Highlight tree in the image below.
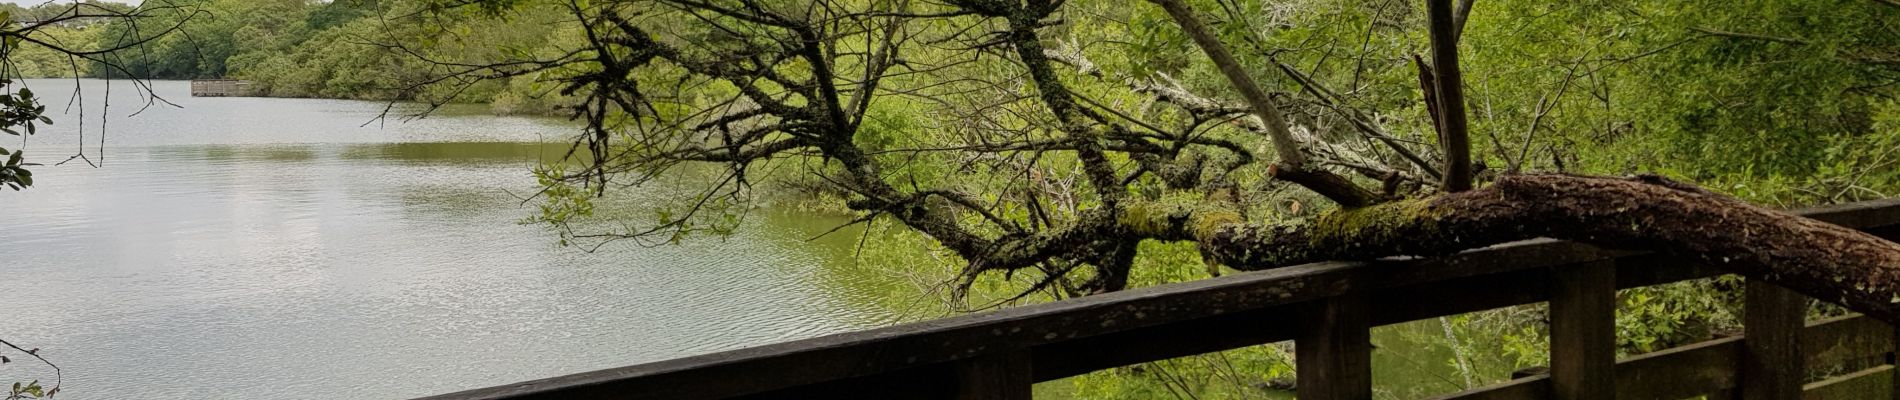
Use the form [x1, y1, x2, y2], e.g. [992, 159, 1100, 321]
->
[397, 0, 1900, 324]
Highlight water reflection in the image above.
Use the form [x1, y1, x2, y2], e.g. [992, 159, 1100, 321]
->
[339, 142, 573, 164]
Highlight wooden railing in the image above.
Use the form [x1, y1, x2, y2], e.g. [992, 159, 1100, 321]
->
[190, 79, 254, 97]
[421, 198, 1900, 400]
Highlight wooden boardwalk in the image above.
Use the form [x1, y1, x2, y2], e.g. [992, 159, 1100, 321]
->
[190, 79, 253, 97]
[421, 197, 1900, 400]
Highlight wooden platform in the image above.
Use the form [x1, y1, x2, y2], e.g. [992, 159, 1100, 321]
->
[190, 79, 253, 97]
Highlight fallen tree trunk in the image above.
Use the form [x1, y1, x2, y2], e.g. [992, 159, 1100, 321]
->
[1133, 174, 1900, 324]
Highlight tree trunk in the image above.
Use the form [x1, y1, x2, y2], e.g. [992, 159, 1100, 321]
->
[1133, 174, 1900, 324]
[1426, 0, 1474, 192]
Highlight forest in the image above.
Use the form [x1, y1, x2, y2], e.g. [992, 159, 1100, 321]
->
[6, 0, 1900, 398]
[27, 0, 1890, 203]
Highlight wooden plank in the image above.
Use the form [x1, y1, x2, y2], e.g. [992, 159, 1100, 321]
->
[1614, 252, 1727, 288]
[419, 250, 1607, 400]
[732, 364, 954, 400]
[1618, 336, 1742, 399]
[1426, 375, 1549, 400]
[1040, 259, 1730, 382]
[1438, 314, 1896, 400]
[1370, 267, 1552, 325]
[953, 352, 1031, 400]
[420, 260, 1388, 400]
[1803, 365, 1893, 399]
[1030, 304, 1301, 381]
[1744, 281, 1807, 400]
[1435, 337, 1741, 400]
[1297, 295, 1373, 400]
[420, 199, 1900, 400]
[1802, 314, 1892, 371]
[1549, 261, 1616, 399]
[1800, 198, 1900, 228]
[1434, 337, 1746, 400]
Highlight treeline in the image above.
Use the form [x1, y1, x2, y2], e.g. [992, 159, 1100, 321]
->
[0, 1, 133, 22]
[12, 0, 574, 114]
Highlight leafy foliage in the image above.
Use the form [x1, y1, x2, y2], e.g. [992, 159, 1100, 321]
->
[69, 0, 568, 107]
[7, 380, 49, 400]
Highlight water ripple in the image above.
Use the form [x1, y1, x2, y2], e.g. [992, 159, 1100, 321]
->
[0, 80, 879, 400]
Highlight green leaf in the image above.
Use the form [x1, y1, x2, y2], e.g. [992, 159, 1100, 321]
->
[7, 150, 20, 167]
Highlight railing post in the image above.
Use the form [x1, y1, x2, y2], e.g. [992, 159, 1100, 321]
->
[1298, 294, 1372, 400]
[1893, 323, 1900, 400]
[1742, 279, 1805, 400]
[952, 351, 1032, 400]
[1549, 260, 1616, 399]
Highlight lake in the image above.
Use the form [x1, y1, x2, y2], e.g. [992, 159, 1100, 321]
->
[0, 80, 901, 399]
[0, 80, 1519, 399]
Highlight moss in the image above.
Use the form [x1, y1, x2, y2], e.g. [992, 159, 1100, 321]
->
[1118, 191, 1246, 239]
[1309, 197, 1439, 246]
[1189, 209, 1243, 240]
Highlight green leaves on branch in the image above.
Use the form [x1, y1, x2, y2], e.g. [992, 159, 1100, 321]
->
[0, 80, 50, 190]
[7, 380, 53, 400]
[1, 147, 36, 190]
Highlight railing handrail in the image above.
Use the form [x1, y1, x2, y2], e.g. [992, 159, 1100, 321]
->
[421, 197, 1900, 400]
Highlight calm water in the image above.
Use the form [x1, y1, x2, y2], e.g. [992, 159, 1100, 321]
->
[0, 80, 892, 399]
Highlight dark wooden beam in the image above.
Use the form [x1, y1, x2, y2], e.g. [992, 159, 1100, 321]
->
[1742, 281, 1806, 400]
[1433, 313, 1900, 400]
[1297, 295, 1373, 400]
[1802, 365, 1893, 399]
[1549, 260, 1616, 399]
[952, 352, 1031, 400]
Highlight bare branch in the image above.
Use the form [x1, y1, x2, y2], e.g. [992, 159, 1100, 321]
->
[1146, 0, 1379, 207]
[1273, 61, 1440, 179]
[1690, 26, 1810, 45]
[1426, 0, 1473, 192]
[1453, 0, 1477, 39]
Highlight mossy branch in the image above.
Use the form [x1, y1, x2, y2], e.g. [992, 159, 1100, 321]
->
[1119, 174, 1900, 325]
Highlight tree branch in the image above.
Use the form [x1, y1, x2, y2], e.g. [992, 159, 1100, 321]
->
[1690, 26, 1811, 45]
[1426, 0, 1474, 192]
[1453, 0, 1478, 40]
[1146, 0, 1378, 207]
[1125, 174, 1900, 325]
[1273, 61, 1441, 180]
